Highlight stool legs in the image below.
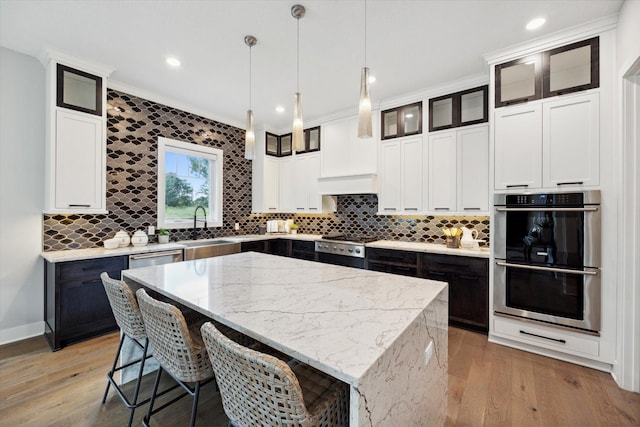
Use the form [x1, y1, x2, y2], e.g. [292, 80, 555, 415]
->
[102, 334, 151, 427]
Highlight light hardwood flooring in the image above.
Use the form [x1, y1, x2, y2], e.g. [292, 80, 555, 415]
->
[1, 328, 638, 426]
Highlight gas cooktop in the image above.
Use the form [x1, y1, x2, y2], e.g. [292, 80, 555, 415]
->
[321, 233, 379, 244]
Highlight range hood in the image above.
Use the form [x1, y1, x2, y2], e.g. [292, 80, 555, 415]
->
[317, 173, 378, 195]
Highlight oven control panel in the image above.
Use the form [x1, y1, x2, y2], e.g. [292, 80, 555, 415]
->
[506, 192, 584, 206]
[315, 241, 365, 258]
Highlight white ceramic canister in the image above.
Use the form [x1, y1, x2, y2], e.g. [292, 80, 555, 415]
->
[114, 230, 131, 247]
[131, 229, 149, 247]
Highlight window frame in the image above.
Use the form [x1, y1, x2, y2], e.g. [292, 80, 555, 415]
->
[157, 137, 223, 230]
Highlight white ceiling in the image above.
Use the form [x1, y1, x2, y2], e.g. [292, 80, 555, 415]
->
[0, 0, 623, 131]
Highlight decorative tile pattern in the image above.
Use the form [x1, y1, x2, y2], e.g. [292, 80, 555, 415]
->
[43, 90, 489, 251]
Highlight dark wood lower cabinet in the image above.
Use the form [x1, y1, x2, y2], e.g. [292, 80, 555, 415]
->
[44, 256, 127, 351]
[422, 253, 489, 333]
[240, 240, 268, 253]
[365, 248, 420, 277]
[290, 240, 316, 261]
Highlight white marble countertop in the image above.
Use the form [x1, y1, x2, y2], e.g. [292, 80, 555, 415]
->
[42, 232, 491, 262]
[367, 240, 491, 258]
[121, 252, 447, 385]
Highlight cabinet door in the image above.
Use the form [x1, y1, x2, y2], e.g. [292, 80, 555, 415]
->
[55, 110, 104, 210]
[378, 141, 402, 213]
[303, 154, 322, 212]
[402, 137, 423, 212]
[543, 93, 599, 188]
[264, 156, 280, 212]
[450, 272, 488, 332]
[457, 126, 489, 212]
[494, 103, 542, 190]
[428, 131, 457, 212]
[348, 115, 377, 175]
[278, 158, 295, 212]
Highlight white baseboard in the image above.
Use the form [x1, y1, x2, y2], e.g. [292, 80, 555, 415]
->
[0, 321, 44, 345]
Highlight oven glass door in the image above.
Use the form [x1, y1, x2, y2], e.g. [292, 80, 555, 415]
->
[506, 266, 584, 320]
[316, 252, 364, 269]
[505, 209, 584, 268]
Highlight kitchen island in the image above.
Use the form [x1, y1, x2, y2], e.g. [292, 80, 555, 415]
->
[122, 251, 448, 426]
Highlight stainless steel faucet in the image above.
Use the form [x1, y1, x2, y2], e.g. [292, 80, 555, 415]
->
[192, 205, 207, 240]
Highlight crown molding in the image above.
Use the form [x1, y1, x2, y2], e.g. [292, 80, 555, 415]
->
[39, 48, 114, 77]
[484, 14, 618, 65]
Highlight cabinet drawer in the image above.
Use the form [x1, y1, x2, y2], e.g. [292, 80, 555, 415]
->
[367, 248, 417, 266]
[422, 253, 487, 276]
[493, 316, 599, 357]
[241, 240, 267, 253]
[367, 261, 417, 277]
[57, 256, 127, 281]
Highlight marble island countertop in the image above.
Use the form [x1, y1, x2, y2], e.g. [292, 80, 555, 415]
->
[122, 252, 448, 426]
[368, 240, 491, 258]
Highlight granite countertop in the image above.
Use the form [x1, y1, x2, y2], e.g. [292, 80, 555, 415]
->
[42, 232, 490, 262]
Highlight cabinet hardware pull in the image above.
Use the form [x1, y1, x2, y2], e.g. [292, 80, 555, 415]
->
[459, 275, 478, 280]
[519, 330, 566, 344]
[428, 271, 447, 276]
[297, 208, 305, 210]
[496, 207, 598, 213]
[383, 208, 397, 211]
[496, 261, 599, 276]
[506, 184, 529, 188]
[82, 278, 103, 285]
[404, 208, 418, 211]
[68, 204, 91, 207]
[130, 250, 183, 260]
[434, 208, 449, 211]
[308, 208, 318, 210]
[556, 181, 584, 186]
[464, 208, 481, 210]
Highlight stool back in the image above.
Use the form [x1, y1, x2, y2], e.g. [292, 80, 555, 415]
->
[136, 288, 212, 383]
[100, 273, 146, 340]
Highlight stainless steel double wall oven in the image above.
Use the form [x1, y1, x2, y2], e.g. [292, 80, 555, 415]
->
[494, 191, 601, 334]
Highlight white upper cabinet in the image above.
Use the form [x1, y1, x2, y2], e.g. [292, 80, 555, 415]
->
[252, 131, 280, 213]
[428, 132, 457, 212]
[494, 92, 599, 191]
[278, 158, 295, 212]
[378, 136, 424, 214]
[54, 110, 104, 211]
[494, 103, 543, 190]
[458, 126, 489, 212]
[378, 141, 402, 213]
[44, 55, 111, 214]
[542, 93, 599, 188]
[427, 125, 489, 214]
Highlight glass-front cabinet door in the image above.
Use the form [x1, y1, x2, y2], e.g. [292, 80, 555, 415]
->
[305, 126, 320, 152]
[429, 96, 454, 131]
[57, 64, 103, 116]
[381, 102, 422, 140]
[460, 86, 488, 126]
[266, 132, 279, 156]
[495, 54, 542, 107]
[543, 37, 599, 98]
[280, 133, 292, 156]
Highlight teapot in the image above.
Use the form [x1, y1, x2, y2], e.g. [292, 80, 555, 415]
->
[460, 228, 478, 249]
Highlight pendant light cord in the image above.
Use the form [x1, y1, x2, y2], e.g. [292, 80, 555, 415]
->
[249, 44, 252, 109]
[297, 17, 300, 92]
[364, 0, 367, 67]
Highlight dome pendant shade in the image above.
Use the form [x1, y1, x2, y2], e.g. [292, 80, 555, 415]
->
[292, 92, 304, 151]
[245, 109, 255, 160]
[358, 67, 372, 138]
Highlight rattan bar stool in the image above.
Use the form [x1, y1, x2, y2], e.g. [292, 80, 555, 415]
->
[200, 322, 350, 427]
[136, 288, 215, 427]
[100, 272, 153, 427]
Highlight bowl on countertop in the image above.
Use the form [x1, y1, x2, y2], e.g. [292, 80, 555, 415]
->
[103, 238, 119, 250]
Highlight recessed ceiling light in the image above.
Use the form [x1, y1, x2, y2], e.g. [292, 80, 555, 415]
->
[369, 75, 376, 84]
[526, 17, 546, 31]
[275, 106, 285, 113]
[166, 57, 181, 67]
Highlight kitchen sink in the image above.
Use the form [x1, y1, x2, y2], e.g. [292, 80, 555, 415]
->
[181, 240, 241, 260]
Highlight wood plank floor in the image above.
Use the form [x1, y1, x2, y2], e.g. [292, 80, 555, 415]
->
[1, 327, 638, 426]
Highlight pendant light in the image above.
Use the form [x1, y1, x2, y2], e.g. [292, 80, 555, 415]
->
[244, 35, 257, 160]
[357, 0, 372, 138]
[291, 4, 305, 152]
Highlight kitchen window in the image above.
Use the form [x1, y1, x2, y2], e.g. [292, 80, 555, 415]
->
[157, 137, 223, 229]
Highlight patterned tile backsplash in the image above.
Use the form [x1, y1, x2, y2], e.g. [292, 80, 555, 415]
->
[43, 90, 489, 251]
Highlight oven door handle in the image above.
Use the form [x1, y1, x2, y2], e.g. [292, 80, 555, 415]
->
[495, 207, 599, 212]
[495, 261, 599, 276]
